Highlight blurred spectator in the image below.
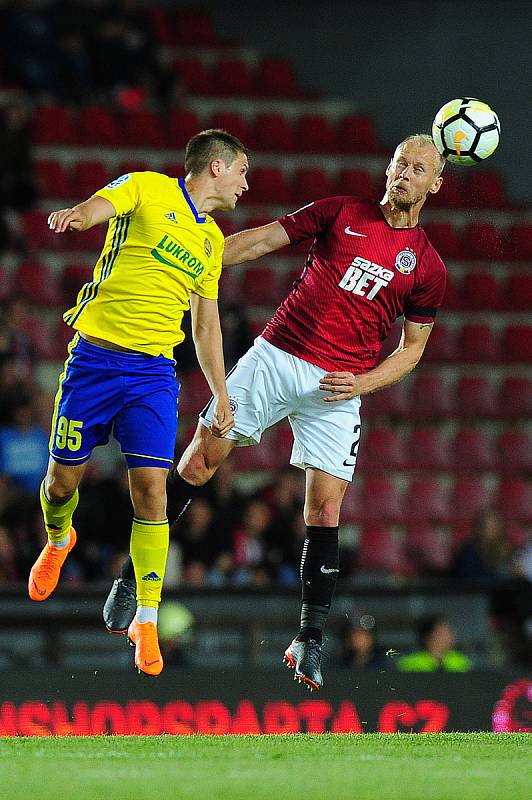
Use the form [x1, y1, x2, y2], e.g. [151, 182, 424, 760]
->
[397, 616, 472, 672]
[341, 622, 388, 669]
[453, 509, 512, 584]
[175, 497, 221, 569]
[0, 524, 18, 583]
[0, 295, 39, 381]
[0, 395, 49, 493]
[232, 497, 272, 583]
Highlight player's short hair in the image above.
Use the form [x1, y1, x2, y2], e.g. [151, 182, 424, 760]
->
[185, 129, 248, 175]
[396, 133, 446, 175]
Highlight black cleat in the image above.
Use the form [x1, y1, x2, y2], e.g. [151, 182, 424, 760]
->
[103, 577, 136, 634]
[283, 637, 323, 691]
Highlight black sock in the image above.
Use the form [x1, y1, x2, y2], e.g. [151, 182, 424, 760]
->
[298, 525, 339, 645]
[117, 469, 202, 582]
[166, 467, 203, 524]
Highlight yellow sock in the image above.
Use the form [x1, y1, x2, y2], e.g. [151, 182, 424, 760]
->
[40, 481, 79, 543]
[130, 517, 169, 609]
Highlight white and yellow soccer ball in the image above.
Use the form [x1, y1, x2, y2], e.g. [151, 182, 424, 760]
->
[432, 98, 500, 165]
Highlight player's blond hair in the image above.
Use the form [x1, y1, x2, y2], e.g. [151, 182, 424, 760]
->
[397, 133, 446, 175]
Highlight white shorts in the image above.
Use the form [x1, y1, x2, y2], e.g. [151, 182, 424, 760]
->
[199, 337, 362, 481]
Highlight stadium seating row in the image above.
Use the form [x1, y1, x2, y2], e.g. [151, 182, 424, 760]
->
[34, 106, 380, 153]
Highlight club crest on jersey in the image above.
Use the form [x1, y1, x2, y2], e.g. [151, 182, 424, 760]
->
[204, 238, 213, 257]
[229, 397, 239, 414]
[164, 212, 178, 224]
[395, 248, 417, 274]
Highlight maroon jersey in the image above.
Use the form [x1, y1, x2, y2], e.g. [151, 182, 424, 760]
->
[262, 197, 446, 373]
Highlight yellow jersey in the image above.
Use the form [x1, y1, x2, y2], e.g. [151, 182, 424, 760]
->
[63, 172, 224, 359]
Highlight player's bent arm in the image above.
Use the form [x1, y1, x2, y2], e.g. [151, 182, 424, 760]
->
[223, 221, 290, 266]
[190, 294, 234, 436]
[319, 320, 434, 401]
[48, 196, 116, 234]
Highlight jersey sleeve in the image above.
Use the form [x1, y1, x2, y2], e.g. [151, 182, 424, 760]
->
[404, 250, 447, 322]
[94, 173, 142, 218]
[278, 196, 346, 244]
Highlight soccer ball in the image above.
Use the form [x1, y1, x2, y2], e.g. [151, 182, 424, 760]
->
[432, 98, 500, 165]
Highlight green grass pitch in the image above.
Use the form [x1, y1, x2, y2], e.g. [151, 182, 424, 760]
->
[1, 733, 531, 800]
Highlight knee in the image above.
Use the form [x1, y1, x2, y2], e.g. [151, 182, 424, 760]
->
[179, 451, 213, 487]
[130, 481, 166, 519]
[304, 499, 341, 528]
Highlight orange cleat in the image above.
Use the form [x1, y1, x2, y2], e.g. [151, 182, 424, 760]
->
[127, 618, 163, 676]
[28, 528, 77, 602]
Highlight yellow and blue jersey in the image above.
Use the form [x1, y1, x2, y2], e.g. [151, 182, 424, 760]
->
[63, 172, 224, 360]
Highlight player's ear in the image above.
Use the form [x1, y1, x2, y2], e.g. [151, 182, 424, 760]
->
[210, 159, 225, 177]
[428, 176, 443, 195]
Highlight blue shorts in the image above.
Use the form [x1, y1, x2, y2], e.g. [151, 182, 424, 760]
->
[49, 335, 179, 469]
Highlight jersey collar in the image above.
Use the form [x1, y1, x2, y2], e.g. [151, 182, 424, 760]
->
[178, 178, 206, 224]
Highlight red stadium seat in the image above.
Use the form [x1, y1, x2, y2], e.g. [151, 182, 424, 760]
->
[429, 171, 463, 208]
[449, 479, 493, 521]
[423, 222, 462, 260]
[15, 261, 61, 306]
[161, 162, 186, 180]
[465, 170, 507, 209]
[122, 111, 167, 148]
[171, 58, 211, 95]
[21, 315, 55, 360]
[291, 168, 334, 204]
[442, 273, 462, 311]
[335, 168, 375, 199]
[450, 428, 494, 471]
[461, 272, 504, 311]
[422, 323, 460, 363]
[50, 319, 77, 360]
[336, 115, 380, 154]
[210, 112, 253, 148]
[22, 211, 62, 251]
[249, 166, 291, 204]
[178, 369, 211, 417]
[455, 376, 498, 418]
[147, 7, 178, 45]
[231, 440, 279, 472]
[458, 324, 501, 362]
[167, 109, 203, 149]
[272, 423, 295, 465]
[253, 113, 295, 152]
[72, 161, 110, 199]
[174, 8, 219, 47]
[503, 273, 532, 311]
[36, 160, 71, 199]
[357, 525, 408, 573]
[78, 106, 121, 146]
[405, 525, 451, 573]
[256, 58, 301, 98]
[505, 224, 532, 260]
[404, 479, 450, 523]
[408, 375, 455, 419]
[404, 427, 451, 470]
[359, 477, 402, 522]
[497, 430, 532, 473]
[214, 58, 255, 97]
[499, 377, 532, 418]
[501, 325, 532, 363]
[295, 114, 337, 153]
[362, 381, 410, 420]
[74, 224, 107, 253]
[461, 223, 505, 260]
[118, 162, 151, 178]
[241, 266, 281, 307]
[33, 105, 78, 145]
[497, 480, 532, 522]
[356, 428, 405, 472]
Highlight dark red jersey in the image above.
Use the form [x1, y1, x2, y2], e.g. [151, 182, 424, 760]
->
[261, 197, 446, 373]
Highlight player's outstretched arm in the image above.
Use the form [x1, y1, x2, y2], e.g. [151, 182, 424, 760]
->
[48, 196, 116, 234]
[190, 294, 234, 438]
[223, 221, 290, 266]
[319, 319, 434, 401]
